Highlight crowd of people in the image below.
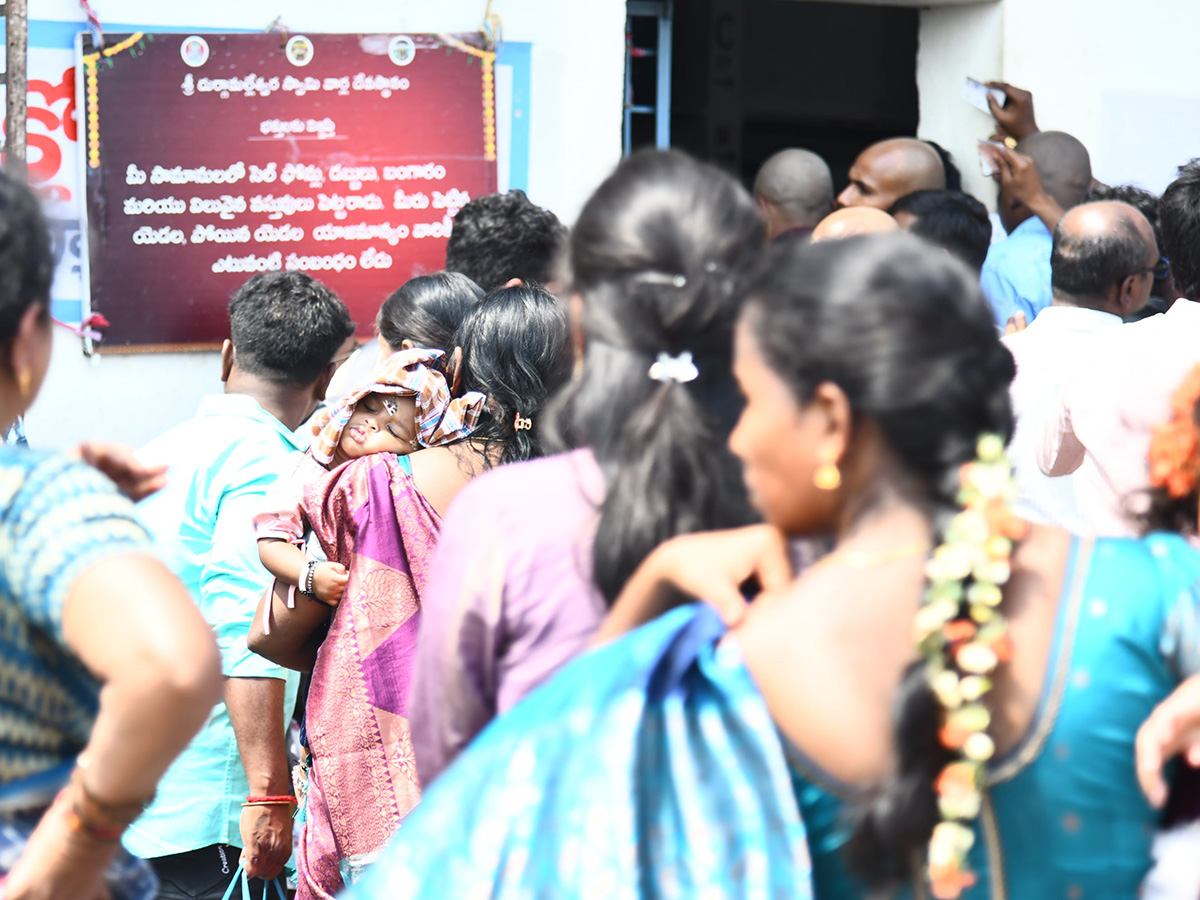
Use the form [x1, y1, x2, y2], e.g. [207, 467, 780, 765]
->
[4, 78, 1200, 900]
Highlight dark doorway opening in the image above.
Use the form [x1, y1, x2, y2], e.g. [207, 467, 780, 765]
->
[661, 0, 920, 193]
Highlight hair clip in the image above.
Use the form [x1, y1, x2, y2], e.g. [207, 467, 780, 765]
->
[635, 271, 687, 288]
[514, 413, 533, 431]
[648, 351, 699, 384]
[382, 397, 399, 416]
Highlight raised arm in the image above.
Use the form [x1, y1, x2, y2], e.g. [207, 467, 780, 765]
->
[993, 144, 1065, 234]
[593, 525, 793, 645]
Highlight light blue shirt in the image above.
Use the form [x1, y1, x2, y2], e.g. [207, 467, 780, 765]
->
[124, 394, 303, 858]
[981, 216, 1054, 330]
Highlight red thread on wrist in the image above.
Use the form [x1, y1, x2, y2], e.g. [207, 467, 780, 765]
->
[245, 795, 297, 803]
[58, 789, 125, 842]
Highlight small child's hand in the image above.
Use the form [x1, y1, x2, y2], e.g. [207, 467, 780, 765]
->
[314, 562, 349, 607]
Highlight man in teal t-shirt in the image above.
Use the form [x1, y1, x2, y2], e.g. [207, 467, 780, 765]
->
[126, 272, 353, 900]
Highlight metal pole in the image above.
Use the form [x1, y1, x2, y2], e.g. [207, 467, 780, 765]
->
[5, 0, 27, 177]
[655, 0, 672, 150]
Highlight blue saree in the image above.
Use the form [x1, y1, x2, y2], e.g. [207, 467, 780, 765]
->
[343, 605, 812, 899]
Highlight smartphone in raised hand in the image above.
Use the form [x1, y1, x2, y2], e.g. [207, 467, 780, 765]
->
[977, 140, 1006, 177]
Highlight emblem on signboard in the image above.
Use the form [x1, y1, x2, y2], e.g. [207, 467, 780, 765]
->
[286, 36, 315, 67]
[180, 35, 210, 68]
[388, 36, 416, 67]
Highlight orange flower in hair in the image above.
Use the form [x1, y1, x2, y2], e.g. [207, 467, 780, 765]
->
[930, 860, 978, 900]
[1149, 364, 1200, 500]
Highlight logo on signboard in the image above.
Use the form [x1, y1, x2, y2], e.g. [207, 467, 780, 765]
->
[286, 36, 315, 67]
[388, 36, 416, 67]
[180, 36, 210, 68]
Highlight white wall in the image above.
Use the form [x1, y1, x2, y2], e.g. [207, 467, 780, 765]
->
[918, 0, 1200, 210]
[995, 0, 1200, 195]
[24, 0, 626, 450]
[916, 2, 1003, 211]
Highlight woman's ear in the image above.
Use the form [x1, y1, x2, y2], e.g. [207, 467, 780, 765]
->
[7, 304, 50, 403]
[810, 380, 852, 464]
[449, 346, 464, 395]
[400, 339, 416, 351]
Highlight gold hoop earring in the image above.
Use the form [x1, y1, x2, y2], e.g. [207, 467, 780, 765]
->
[15, 367, 31, 400]
[814, 462, 841, 491]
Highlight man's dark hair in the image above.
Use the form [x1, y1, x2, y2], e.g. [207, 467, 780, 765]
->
[889, 190, 991, 274]
[922, 140, 962, 193]
[1051, 209, 1148, 299]
[1159, 160, 1200, 300]
[445, 190, 567, 290]
[228, 271, 354, 385]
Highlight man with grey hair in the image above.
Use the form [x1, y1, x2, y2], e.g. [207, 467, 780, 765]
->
[752, 148, 833, 241]
[1004, 200, 1156, 533]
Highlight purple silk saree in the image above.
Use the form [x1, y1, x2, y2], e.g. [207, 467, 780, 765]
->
[295, 453, 439, 899]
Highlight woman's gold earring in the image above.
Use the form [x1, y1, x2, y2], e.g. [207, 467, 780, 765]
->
[814, 462, 841, 491]
[15, 367, 31, 400]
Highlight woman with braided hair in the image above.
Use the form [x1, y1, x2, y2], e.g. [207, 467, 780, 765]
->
[348, 233, 1200, 899]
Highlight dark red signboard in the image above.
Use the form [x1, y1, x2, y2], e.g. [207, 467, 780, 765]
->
[82, 32, 498, 348]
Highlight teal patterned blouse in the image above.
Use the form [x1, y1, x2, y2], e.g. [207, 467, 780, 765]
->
[0, 448, 153, 785]
[791, 534, 1200, 900]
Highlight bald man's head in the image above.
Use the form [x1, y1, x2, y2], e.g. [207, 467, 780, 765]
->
[754, 148, 833, 239]
[811, 206, 900, 242]
[1019, 131, 1092, 208]
[836, 138, 946, 211]
[998, 131, 1093, 234]
[1051, 200, 1157, 316]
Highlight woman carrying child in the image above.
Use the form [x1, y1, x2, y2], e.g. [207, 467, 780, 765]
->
[249, 285, 572, 899]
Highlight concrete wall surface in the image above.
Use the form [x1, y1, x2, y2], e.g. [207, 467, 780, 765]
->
[919, 0, 1200, 213]
[23, 0, 626, 451]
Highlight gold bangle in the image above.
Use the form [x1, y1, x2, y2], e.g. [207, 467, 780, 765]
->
[242, 800, 297, 807]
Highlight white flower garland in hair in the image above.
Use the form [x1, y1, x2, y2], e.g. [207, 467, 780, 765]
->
[913, 434, 1028, 899]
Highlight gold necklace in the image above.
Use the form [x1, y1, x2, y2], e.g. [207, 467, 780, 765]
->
[810, 539, 931, 572]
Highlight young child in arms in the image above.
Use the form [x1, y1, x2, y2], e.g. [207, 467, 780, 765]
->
[254, 347, 485, 608]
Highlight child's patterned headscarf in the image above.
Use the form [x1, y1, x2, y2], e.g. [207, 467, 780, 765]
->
[310, 348, 487, 466]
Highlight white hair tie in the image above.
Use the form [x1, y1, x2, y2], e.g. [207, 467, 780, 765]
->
[648, 351, 698, 384]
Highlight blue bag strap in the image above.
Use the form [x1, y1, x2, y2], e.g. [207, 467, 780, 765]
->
[220, 865, 290, 900]
[219, 866, 241, 900]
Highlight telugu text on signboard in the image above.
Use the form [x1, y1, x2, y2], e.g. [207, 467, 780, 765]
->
[82, 31, 498, 348]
